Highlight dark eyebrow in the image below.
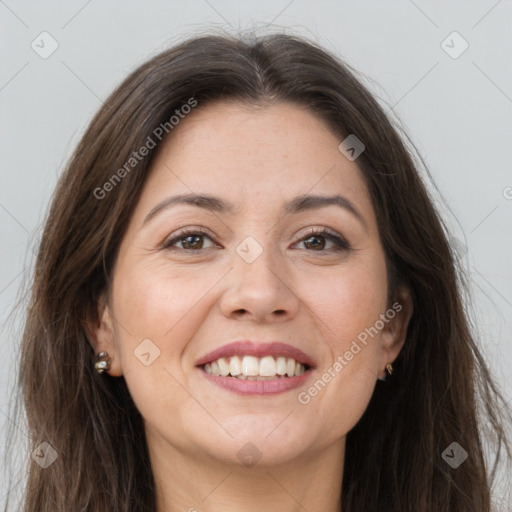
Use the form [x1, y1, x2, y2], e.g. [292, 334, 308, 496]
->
[142, 194, 239, 226]
[283, 194, 367, 229]
[142, 193, 366, 229]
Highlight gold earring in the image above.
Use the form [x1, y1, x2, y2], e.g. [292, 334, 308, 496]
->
[385, 362, 393, 376]
[94, 351, 111, 374]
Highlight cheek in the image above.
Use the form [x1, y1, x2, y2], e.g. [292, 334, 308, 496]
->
[110, 265, 208, 430]
[113, 259, 212, 346]
[309, 255, 388, 352]
[110, 258, 225, 389]
[296, 256, 387, 437]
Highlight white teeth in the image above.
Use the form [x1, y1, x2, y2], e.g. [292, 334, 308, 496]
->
[242, 355, 260, 376]
[210, 360, 221, 376]
[229, 356, 242, 376]
[259, 356, 277, 376]
[203, 354, 309, 378]
[218, 357, 230, 376]
[276, 356, 287, 375]
[286, 358, 296, 377]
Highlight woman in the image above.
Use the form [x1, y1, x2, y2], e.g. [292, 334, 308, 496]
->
[4, 32, 511, 511]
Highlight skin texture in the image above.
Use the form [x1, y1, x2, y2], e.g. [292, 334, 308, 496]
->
[88, 101, 413, 512]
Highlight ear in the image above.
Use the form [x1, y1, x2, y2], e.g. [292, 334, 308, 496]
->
[378, 286, 413, 379]
[83, 292, 123, 377]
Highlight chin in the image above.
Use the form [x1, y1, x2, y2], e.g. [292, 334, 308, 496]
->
[202, 422, 314, 467]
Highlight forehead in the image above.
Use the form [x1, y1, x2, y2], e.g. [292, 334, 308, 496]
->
[134, 101, 375, 224]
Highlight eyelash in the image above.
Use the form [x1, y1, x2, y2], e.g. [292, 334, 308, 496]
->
[161, 227, 351, 253]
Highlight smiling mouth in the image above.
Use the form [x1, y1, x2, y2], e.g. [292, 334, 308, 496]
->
[201, 355, 310, 380]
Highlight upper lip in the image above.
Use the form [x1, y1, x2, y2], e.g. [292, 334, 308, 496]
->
[195, 341, 316, 368]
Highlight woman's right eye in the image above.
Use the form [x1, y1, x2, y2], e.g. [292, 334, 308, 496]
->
[162, 229, 216, 251]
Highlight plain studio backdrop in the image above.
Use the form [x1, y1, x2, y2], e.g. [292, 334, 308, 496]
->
[1, 0, 511, 509]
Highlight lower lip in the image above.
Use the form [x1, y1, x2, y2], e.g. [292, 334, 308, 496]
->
[199, 369, 312, 395]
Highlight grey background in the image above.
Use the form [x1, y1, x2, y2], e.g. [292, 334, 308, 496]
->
[1, 0, 511, 507]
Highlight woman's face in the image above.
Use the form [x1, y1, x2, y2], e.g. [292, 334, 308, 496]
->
[93, 101, 409, 469]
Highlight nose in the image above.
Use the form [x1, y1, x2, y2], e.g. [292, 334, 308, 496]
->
[219, 241, 300, 323]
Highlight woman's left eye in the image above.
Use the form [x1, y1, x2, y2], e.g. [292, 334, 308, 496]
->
[161, 228, 350, 253]
[293, 228, 351, 252]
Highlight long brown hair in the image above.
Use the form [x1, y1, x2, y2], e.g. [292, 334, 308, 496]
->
[3, 31, 511, 511]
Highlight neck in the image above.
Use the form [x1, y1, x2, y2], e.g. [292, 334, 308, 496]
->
[149, 434, 345, 512]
